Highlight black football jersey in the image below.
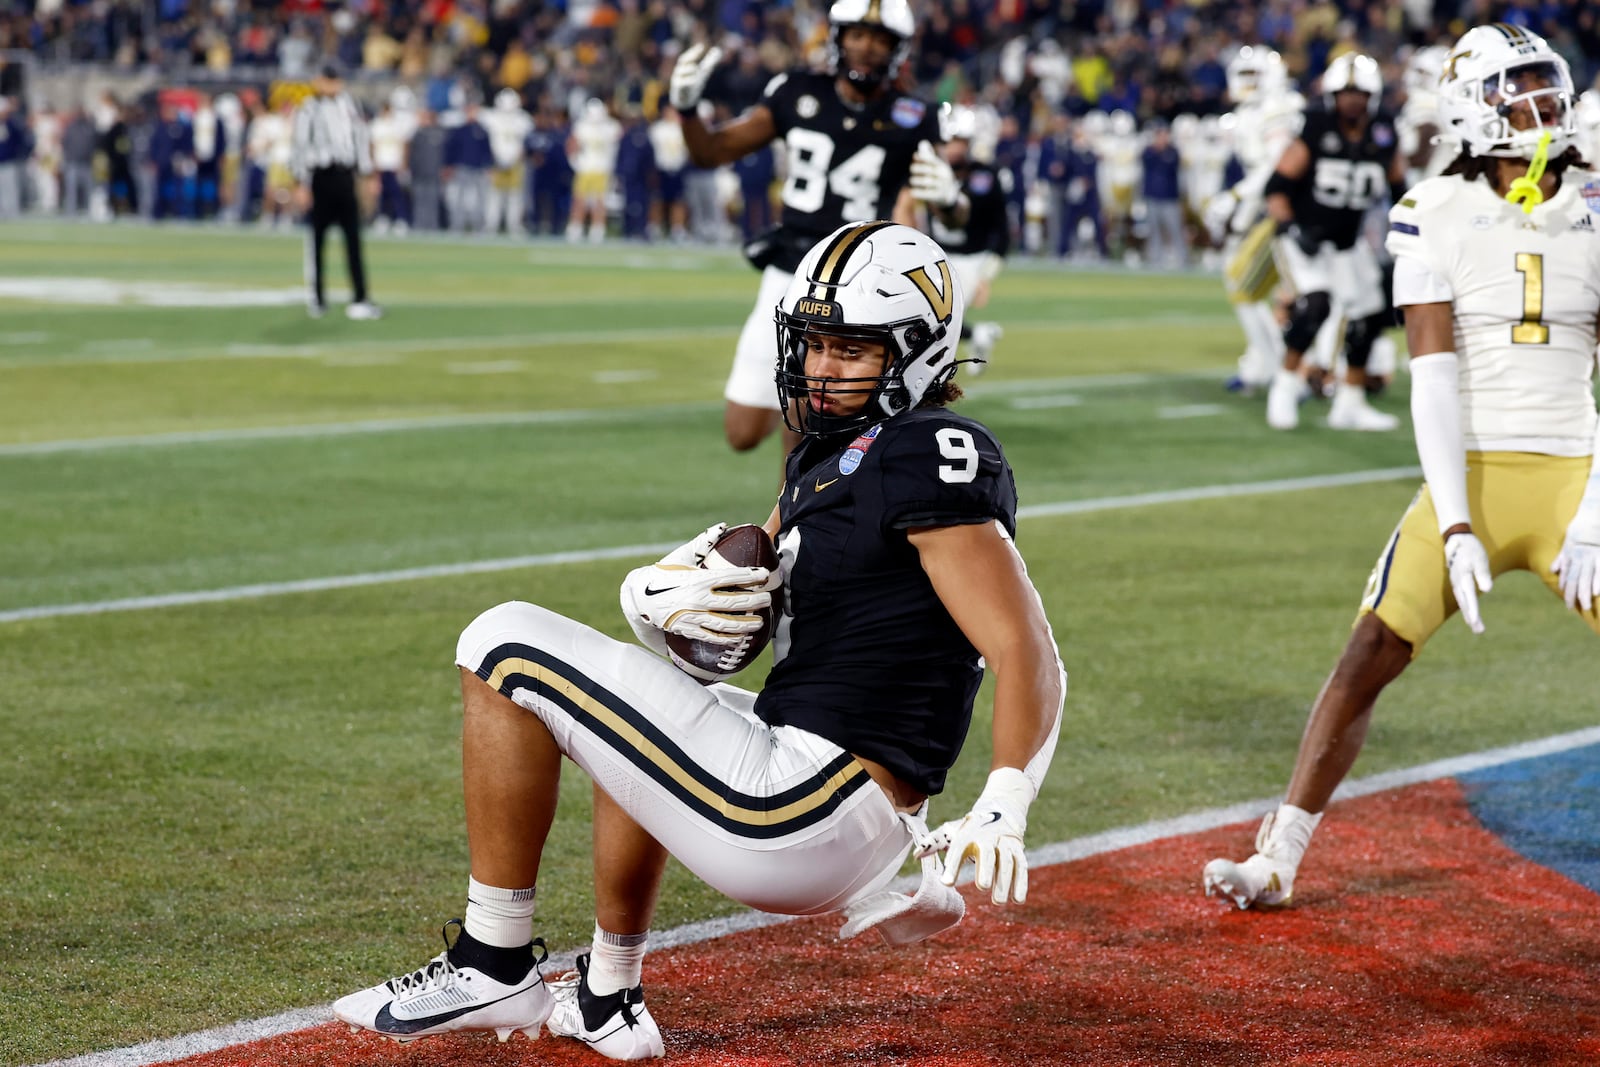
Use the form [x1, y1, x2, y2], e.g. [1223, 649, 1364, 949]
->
[762, 70, 941, 244]
[754, 407, 1019, 796]
[929, 161, 1011, 257]
[1290, 107, 1399, 249]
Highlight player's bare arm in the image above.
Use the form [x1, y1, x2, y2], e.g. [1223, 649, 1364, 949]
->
[1265, 137, 1310, 223]
[681, 105, 778, 169]
[908, 520, 1062, 770]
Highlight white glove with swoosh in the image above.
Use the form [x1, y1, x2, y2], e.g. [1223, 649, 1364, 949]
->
[915, 767, 1033, 905]
[620, 523, 777, 651]
[669, 43, 722, 112]
[1444, 530, 1493, 634]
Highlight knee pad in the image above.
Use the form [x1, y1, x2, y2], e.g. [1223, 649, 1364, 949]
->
[1344, 314, 1379, 371]
[1283, 291, 1331, 353]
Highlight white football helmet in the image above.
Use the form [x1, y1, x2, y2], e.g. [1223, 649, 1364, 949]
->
[775, 222, 963, 436]
[1226, 46, 1288, 106]
[941, 103, 978, 142]
[1322, 52, 1383, 112]
[828, 0, 914, 92]
[1403, 45, 1448, 102]
[1437, 24, 1577, 159]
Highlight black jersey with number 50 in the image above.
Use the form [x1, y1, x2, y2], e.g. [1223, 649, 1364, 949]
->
[1291, 107, 1399, 250]
[755, 407, 1018, 797]
[763, 70, 941, 242]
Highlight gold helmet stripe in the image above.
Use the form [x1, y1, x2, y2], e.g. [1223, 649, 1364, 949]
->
[810, 220, 895, 300]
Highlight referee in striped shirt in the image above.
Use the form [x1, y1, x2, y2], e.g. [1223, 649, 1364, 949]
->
[292, 64, 381, 320]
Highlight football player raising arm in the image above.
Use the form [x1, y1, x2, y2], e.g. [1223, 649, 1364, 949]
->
[668, 1, 948, 458]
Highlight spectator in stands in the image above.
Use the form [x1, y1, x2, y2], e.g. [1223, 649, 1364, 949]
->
[526, 101, 573, 237]
[445, 99, 493, 233]
[614, 105, 656, 240]
[408, 108, 447, 232]
[148, 98, 193, 220]
[729, 136, 773, 244]
[0, 97, 27, 218]
[60, 107, 95, 216]
[1140, 119, 1186, 268]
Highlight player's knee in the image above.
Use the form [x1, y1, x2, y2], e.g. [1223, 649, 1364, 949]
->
[1283, 291, 1331, 353]
[456, 600, 546, 667]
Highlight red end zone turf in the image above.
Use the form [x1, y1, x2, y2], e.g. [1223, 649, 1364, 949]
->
[168, 781, 1600, 1067]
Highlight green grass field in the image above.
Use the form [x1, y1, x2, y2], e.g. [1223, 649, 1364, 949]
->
[3, 222, 1595, 1067]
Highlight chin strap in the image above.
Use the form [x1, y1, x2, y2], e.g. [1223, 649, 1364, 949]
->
[1505, 130, 1553, 214]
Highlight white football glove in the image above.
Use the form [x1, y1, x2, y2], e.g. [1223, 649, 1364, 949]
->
[669, 43, 722, 112]
[915, 767, 1032, 905]
[909, 140, 961, 208]
[1202, 190, 1238, 242]
[1551, 507, 1600, 612]
[619, 523, 777, 648]
[1444, 531, 1493, 634]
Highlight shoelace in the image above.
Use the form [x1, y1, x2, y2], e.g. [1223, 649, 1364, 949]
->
[385, 952, 458, 997]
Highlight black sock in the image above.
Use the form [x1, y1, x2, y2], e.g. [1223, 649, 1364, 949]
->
[448, 926, 533, 985]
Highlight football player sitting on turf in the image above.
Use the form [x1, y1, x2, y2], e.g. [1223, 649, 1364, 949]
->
[334, 223, 1065, 1060]
[1204, 24, 1600, 911]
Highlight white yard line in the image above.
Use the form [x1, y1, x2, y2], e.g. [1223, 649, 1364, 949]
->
[0, 368, 1233, 456]
[0, 467, 1420, 625]
[32, 721, 1600, 1067]
[0, 316, 1229, 369]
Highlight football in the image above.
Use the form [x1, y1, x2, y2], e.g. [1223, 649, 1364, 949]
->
[665, 524, 783, 685]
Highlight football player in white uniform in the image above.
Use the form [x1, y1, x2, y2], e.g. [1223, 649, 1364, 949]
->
[1204, 46, 1305, 394]
[1397, 44, 1455, 188]
[332, 225, 1064, 1058]
[1203, 23, 1600, 911]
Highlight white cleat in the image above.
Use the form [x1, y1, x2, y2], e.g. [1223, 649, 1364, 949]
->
[547, 953, 664, 1060]
[967, 322, 1003, 376]
[345, 301, 385, 321]
[1266, 369, 1306, 430]
[1203, 806, 1322, 910]
[1327, 385, 1400, 431]
[333, 921, 552, 1043]
[1203, 852, 1297, 910]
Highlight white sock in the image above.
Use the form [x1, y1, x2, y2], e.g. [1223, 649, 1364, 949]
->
[463, 877, 535, 949]
[586, 923, 648, 997]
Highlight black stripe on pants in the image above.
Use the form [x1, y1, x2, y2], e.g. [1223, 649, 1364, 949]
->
[308, 166, 367, 306]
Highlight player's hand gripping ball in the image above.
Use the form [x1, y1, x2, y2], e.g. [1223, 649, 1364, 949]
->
[665, 524, 784, 684]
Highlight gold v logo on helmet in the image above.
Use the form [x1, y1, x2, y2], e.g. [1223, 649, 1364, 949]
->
[904, 260, 954, 323]
[1443, 48, 1473, 81]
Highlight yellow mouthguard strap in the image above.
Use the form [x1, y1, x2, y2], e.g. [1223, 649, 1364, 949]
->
[1505, 131, 1553, 215]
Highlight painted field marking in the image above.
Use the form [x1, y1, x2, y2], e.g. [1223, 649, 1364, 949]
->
[32, 722, 1600, 1067]
[446, 359, 525, 375]
[0, 368, 1235, 456]
[1158, 403, 1226, 419]
[1010, 394, 1083, 410]
[0, 466, 1420, 625]
[0, 316, 1232, 370]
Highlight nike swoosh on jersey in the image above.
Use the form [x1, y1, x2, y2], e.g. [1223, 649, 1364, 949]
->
[814, 477, 840, 492]
[372, 988, 529, 1034]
